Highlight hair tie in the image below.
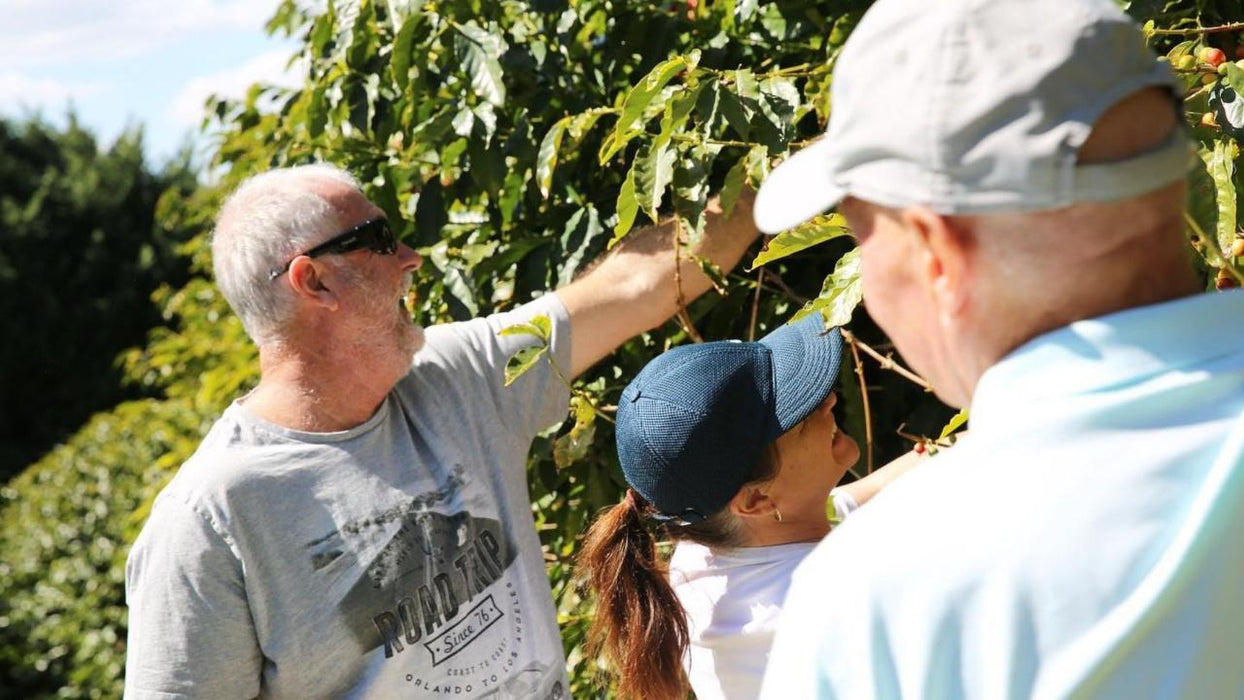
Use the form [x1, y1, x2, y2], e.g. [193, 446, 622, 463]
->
[624, 488, 642, 511]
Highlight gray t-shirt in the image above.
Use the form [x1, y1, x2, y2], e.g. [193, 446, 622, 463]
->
[124, 295, 572, 699]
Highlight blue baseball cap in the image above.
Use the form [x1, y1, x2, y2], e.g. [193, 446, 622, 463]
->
[616, 315, 843, 525]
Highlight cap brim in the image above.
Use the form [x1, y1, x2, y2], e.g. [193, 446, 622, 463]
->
[753, 138, 846, 234]
[758, 315, 843, 435]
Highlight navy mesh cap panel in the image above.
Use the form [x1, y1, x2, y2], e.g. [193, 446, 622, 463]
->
[615, 316, 843, 521]
[761, 315, 844, 433]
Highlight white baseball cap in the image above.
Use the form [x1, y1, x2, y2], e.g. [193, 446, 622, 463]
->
[753, 0, 1191, 234]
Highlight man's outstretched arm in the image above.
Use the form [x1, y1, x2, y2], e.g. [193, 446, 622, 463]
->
[556, 190, 759, 379]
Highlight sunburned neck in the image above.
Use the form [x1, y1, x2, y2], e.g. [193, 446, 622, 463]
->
[243, 340, 399, 432]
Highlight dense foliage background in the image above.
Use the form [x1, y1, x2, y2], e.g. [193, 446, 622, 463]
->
[3, 0, 1243, 696]
[0, 119, 196, 482]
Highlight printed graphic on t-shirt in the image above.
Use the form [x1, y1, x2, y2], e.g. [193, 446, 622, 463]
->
[303, 466, 565, 698]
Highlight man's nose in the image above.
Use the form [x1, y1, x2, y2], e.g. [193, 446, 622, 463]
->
[398, 243, 422, 271]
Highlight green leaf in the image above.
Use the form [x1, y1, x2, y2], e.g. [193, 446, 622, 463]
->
[938, 410, 969, 441]
[539, 109, 610, 199]
[537, 116, 571, 199]
[629, 83, 706, 221]
[476, 237, 553, 279]
[391, 11, 422, 89]
[504, 345, 548, 387]
[531, 314, 553, 340]
[308, 87, 327, 139]
[386, 0, 417, 31]
[599, 52, 699, 162]
[567, 109, 607, 142]
[694, 254, 729, 295]
[632, 139, 677, 222]
[452, 106, 475, 137]
[473, 103, 498, 146]
[498, 313, 552, 342]
[744, 144, 771, 186]
[553, 395, 597, 468]
[673, 143, 720, 243]
[442, 265, 479, 320]
[1224, 62, 1244, 96]
[558, 205, 605, 286]
[719, 154, 748, 219]
[718, 83, 752, 140]
[611, 164, 640, 247]
[1199, 139, 1237, 254]
[750, 214, 852, 269]
[454, 21, 507, 107]
[791, 248, 863, 328]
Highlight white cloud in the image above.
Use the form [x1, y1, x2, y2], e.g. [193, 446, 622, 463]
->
[169, 50, 306, 128]
[0, 0, 288, 69]
[0, 72, 108, 114]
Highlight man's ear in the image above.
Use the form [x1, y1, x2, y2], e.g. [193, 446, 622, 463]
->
[728, 482, 775, 519]
[900, 206, 974, 323]
[287, 257, 340, 311]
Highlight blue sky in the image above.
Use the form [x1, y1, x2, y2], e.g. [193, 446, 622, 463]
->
[0, 0, 304, 168]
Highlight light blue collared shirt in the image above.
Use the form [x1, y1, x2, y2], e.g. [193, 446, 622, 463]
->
[760, 290, 1244, 699]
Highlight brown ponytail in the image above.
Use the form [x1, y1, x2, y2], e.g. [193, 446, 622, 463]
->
[576, 446, 780, 698]
[576, 489, 690, 700]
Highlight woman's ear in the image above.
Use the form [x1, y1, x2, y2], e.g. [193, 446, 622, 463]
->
[729, 483, 776, 519]
[287, 257, 340, 311]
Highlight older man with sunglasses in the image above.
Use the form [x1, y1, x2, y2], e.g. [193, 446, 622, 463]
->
[122, 164, 759, 699]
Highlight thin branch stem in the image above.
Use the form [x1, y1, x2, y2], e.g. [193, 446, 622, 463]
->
[759, 271, 810, 305]
[670, 134, 753, 149]
[748, 265, 765, 341]
[843, 329, 875, 473]
[673, 217, 704, 342]
[1185, 211, 1244, 286]
[896, 424, 954, 449]
[1150, 22, 1244, 36]
[839, 329, 932, 391]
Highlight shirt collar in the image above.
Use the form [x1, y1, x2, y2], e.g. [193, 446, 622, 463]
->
[970, 290, 1244, 433]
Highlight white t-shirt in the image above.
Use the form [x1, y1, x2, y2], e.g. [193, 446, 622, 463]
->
[668, 491, 858, 700]
[125, 295, 572, 699]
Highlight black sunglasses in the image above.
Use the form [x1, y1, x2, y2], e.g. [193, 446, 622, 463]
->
[268, 217, 398, 281]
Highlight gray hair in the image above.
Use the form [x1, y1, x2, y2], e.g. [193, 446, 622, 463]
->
[211, 164, 361, 344]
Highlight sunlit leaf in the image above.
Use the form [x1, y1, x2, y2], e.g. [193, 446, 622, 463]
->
[1199, 139, 1237, 254]
[611, 163, 640, 247]
[720, 154, 749, 218]
[391, 10, 422, 89]
[504, 345, 548, 387]
[499, 314, 552, 342]
[791, 247, 863, 328]
[599, 51, 700, 162]
[939, 410, 969, 440]
[632, 139, 677, 222]
[750, 214, 852, 269]
[554, 395, 596, 468]
[454, 21, 507, 107]
[537, 116, 571, 199]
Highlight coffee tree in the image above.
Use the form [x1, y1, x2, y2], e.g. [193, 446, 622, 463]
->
[2, 0, 1242, 696]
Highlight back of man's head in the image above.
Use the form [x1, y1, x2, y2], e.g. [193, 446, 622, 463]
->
[754, 0, 1196, 403]
[212, 164, 360, 344]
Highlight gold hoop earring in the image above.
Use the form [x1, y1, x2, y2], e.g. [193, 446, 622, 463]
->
[773, 508, 783, 523]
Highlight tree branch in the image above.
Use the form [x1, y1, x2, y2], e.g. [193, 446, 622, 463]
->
[839, 329, 932, 391]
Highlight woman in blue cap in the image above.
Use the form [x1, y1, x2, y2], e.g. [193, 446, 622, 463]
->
[577, 316, 921, 700]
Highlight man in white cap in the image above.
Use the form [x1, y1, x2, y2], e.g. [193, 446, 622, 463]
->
[753, 0, 1244, 697]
